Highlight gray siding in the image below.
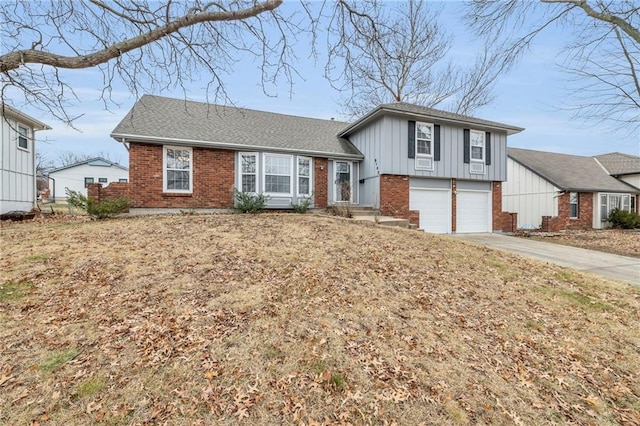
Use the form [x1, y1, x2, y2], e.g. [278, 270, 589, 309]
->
[349, 115, 508, 182]
[1, 116, 36, 213]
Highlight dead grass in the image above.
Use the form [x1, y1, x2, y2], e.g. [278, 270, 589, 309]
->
[1, 214, 639, 425]
[525, 229, 640, 258]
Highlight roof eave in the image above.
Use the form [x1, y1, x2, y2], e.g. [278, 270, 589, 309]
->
[111, 133, 365, 160]
[2, 105, 52, 131]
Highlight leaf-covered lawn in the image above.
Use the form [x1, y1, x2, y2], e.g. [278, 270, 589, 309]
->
[524, 229, 640, 258]
[1, 214, 639, 425]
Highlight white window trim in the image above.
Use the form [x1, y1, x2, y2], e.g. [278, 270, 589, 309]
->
[263, 153, 294, 196]
[470, 129, 485, 163]
[297, 156, 313, 197]
[415, 122, 434, 171]
[333, 160, 354, 203]
[163, 145, 193, 194]
[569, 192, 579, 219]
[239, 152, 259, 194]
[599, 193, 633, 222]
[17, 124, 30, 152]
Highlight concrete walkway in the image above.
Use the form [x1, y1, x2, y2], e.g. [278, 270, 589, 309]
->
[452, 233, 640, 287]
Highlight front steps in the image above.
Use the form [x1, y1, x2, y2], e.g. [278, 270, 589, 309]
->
[326, 206, 417, 230]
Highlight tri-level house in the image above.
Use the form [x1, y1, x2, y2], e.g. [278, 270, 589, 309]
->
[1, 105, 51, 214]
[110, 95, 524, 233]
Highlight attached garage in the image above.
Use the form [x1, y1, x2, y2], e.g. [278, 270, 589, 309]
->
[409, 178, 451, 234]
[456, 181, 492, 233]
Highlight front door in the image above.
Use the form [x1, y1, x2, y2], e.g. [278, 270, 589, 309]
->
[334, 161, 352, 202]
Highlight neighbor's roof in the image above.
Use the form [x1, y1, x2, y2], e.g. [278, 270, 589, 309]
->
[594, 152, 640, 176]
[111, 95, 363, 159]
[47, 157, 128, 174]
[338, 102, 525, 137]
[508, 148, 639, 193]
[1, 104, 51, 131]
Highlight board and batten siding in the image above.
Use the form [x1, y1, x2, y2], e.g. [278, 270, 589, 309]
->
[1, 115, 36, 213]
[503, 157, 559, 228]
[620, 174, 640, 191]
[348, 115, 508, 182]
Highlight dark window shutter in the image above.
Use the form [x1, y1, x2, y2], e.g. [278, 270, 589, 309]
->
[463, 129, 470, 164]
[485, 132, 491, 165]
[434, 124, 441, 161]
[408, 121, 416, 159]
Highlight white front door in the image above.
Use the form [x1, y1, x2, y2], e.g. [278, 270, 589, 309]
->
[334, 161, 352, 202]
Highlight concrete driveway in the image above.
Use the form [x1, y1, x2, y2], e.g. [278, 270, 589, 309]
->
[453, 233, 640, 287]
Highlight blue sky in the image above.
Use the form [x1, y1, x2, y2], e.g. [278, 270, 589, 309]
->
[15, 1, 640, 167]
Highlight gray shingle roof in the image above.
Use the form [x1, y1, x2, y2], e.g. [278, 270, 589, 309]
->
[339, 102, 524, 137]
[111, 95, 363, 159]
[508, 148, 639, 193]
[594, 152, 640, 176]
[47, 157, 128, 174]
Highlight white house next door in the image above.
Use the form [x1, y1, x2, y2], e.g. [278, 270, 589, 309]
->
[334, 161, 352, 202]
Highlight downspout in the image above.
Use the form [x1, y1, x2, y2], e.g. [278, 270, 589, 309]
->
[32, 134, 37, 210]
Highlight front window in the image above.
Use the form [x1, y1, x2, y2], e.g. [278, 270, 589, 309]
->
[569, 192, 578, 218]
[164, 146, 192, 193]
[601, 193, 633, 222]
[416, 123, 432, 156]
[298, 157, 311, 196]
[470, 130, 485, 162]
[264, 154, 292, 195]
[240, 153, 257, 193]
[18, 125, 29, 150]
[84, 177, 94, 188]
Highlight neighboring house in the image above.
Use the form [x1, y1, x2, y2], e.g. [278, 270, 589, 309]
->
[503, 148, 639, 231]
[1, 105, 51, 214]
[110, 95, 524, 233]
[47, 157, 129, 201]
[594, 152, 640, 191]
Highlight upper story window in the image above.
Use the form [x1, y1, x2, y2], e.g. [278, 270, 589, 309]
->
[470, 130, 485, 162]
[240, 153, 257, 193]
[17, 125, 29, 150]
[569, 192, 579, 218]
[298, 157, 311, 196]
[163, 146, 192, 193]
[264, 153, 292, 195]
[416, 123, 433, 156]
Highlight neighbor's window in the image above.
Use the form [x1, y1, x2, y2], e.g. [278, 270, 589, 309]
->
[298, 157, 311, 196]
[163, 146, 192, 193]
[569, 192, 578, 218]
[84, 177, 94, 188]
[98, 178, 108, 183]
[600, 193, 633, 222]
[264, 153, 292, 195]
[119, 178, 128, 183]
[17, 125, 29, 150]
[240, 153, 257, 193]
[416, 122, 433, 156]
[470, 130, 485, 162]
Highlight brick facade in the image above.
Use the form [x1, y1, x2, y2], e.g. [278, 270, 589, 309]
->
[492, 181, 518, 233]
[314, 158, 328, 208]
[87, 182, 131, 212]
[379, 174, 419, 225]
[541, 192, 593, 232]
[128, 143, 235, 209]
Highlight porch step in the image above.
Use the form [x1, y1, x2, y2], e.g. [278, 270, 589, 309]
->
[327, 206, 380, 217]
[353, 215, 415, 229]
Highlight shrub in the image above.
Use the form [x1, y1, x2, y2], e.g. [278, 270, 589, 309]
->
[291, 196, 312, 213]
[234, 189, 268, 213]
[607, 208, 640, 229]
[66, 189, 130, 219]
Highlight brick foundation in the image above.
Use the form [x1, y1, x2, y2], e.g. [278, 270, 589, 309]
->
[379, 174, 419, 225]
[314, 158, 328, 208]
[492, 181, 518, 233]
[128, 143, 235, 209]
[541, 192, 593, 232]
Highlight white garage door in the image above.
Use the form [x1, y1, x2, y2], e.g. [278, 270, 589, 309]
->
[456, 190, 491, 233]
[409, 188, 451, 234]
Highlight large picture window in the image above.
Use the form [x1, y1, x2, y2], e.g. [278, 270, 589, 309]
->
[240, 153, 257, 193]
[298, 157, 311, 196]
[164, 146, 192, 193]
[264, 154, 292, 195]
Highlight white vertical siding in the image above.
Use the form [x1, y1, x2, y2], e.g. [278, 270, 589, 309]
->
[1, 116, 36, 213]
[620, 174, 640, 190]
[502, 158, 560, 228]
[49, 163, 129, 200]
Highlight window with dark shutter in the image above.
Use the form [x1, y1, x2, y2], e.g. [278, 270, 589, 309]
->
[408, 121, 416, 159]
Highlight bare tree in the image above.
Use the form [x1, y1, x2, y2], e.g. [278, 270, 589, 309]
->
[327, 0, 508, 118]
[466, 0, 640, 132]
[0, 0, 296, 125]
[55, 150, 121, 167]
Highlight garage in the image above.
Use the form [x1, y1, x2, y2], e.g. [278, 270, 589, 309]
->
[409, 185, 451, 234]
[456, 189, 492, 233]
